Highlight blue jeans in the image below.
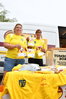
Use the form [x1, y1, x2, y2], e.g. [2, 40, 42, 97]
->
[4, 57, 25, 71]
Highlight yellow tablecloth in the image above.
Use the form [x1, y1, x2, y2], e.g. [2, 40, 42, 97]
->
[1, 70, 66, 99]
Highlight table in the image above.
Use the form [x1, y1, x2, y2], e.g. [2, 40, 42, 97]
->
[1, 70, 66, 99]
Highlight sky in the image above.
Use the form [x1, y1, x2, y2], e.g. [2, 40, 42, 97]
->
[0, 0, 66, 26]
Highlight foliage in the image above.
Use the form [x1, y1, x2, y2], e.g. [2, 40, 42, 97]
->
[0, 2, 17, 22]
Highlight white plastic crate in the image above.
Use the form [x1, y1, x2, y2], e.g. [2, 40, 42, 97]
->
[2, 94, 10, 99]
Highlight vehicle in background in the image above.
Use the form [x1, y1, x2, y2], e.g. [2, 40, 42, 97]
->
[0, 22, 60, 74]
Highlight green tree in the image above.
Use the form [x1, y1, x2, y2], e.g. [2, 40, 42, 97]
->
[0, 3, 17, 22]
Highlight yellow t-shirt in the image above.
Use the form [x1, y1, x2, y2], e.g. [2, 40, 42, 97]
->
[2, 71, 66, 99]
[4, 34, 27, 59]
[34, 39, 47, 59]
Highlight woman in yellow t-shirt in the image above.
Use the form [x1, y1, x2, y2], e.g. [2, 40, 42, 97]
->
[1, 24, 27, 84]
[34, 29, 47, 66]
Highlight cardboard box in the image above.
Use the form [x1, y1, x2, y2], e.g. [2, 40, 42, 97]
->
[46, 48, 66, 66]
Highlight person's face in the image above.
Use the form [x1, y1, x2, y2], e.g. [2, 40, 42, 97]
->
[36, 32, 41, 39]
[14, 25, 22, 34]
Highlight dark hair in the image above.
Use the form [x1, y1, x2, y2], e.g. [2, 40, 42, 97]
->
[14, 23, 22, 28]
[35, 29, 42, 34]
[15, 23, 22, 27]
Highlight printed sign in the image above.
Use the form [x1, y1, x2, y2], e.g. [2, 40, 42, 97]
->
[53, 50, 66, 66]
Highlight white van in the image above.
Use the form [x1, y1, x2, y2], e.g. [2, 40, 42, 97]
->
[0, 22, 61, 74]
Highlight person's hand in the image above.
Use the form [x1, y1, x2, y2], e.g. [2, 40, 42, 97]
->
[41, 48, 46, 53]
[36, 46, 42, 50]
[26, 37, 30, 41]
[15, 44, 21, 49]
[36, 47, 39, 50]
[38, 46, 42, 49]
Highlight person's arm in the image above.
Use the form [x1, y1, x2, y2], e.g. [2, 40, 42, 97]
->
[41, 47, 46, 53]
[41, 39, 48, 53]
[4, 33, 21, 49]
[4, 42, 21, 49]
[26, 37, 30, 42]
[0, 42, 4, 46]
[36, 46, 46, 53]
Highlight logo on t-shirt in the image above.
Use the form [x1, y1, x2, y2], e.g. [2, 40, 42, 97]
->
[19, 79, 26, 87]
[34, 41, 36, 43]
